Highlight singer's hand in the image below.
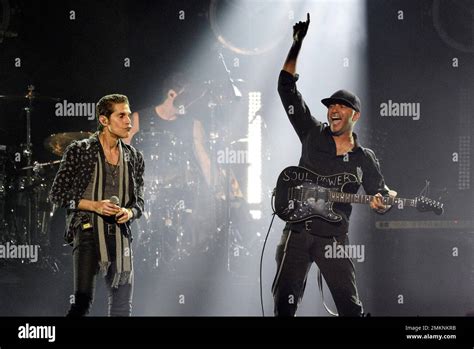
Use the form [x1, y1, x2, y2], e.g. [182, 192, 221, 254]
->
[293, 13, 310, 43]
[94, 200, 120, 216]
[116, 207, 133, 224]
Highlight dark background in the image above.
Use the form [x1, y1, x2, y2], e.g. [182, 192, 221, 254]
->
[0, 0, 473, 316]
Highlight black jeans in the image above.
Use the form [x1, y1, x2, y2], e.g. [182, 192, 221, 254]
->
[272, 228, 363, 317]
[67, 226, 133, 317]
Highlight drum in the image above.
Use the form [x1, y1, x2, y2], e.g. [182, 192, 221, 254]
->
[134, 190, 196, 273]
[134, 130, 199, 190]
[133, 129, 203, 272]
[3, 167, 56, 246]
[0, 145, 15, 223]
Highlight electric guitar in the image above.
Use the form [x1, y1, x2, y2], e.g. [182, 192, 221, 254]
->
[273, 166, 444, 223]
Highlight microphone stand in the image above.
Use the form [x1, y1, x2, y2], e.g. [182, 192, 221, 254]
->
[218, 52, 242, 100]
[24, 85, 35, 245]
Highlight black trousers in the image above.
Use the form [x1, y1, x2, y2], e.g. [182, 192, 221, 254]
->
[272, 228, 363, 317]
[67, 227, 133, 317]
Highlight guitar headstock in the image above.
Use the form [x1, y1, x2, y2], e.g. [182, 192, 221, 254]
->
[415, 196, 444, 215]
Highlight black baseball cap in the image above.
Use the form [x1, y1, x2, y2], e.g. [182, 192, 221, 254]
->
[321, 89, 361, 112]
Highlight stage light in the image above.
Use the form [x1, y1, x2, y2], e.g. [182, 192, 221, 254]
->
[247, 91, 262, 205]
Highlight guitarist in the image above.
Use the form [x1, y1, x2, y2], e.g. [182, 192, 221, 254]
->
[272, 13, 396, 316]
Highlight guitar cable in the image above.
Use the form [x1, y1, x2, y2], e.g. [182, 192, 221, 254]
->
[259, 190, 277, 317]
[259, 213, 276, 317]
[318, 269, 338, 316]
[317, 236, 366, 317]
[262, 189, 340, 317]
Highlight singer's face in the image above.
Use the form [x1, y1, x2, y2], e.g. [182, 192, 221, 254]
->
[105, 103, 132, 138]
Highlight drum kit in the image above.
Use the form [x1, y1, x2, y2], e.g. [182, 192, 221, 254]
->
[132, 75, 256, 274]
[133, 129, 203, 272]
[0, 86, 91, 270]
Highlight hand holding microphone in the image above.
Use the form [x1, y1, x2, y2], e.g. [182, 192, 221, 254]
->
[95, 196, 121, 216]
[95, 196, 132, 224]
[111, 196, 133, 224]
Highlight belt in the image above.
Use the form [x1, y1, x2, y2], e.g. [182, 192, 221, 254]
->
[105, 223, 117, 235]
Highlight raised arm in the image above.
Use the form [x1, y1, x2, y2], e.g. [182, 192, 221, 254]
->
[278, 13, 321, 141]
[283, 13, 310, 75]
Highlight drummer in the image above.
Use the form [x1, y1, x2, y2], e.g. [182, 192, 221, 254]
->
[125, 73, 244, 199]
[124, 73, 212, 188]
[125, 74, 247, 263]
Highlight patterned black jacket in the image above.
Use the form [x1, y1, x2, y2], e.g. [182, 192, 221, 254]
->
[49, 132, 145, 241]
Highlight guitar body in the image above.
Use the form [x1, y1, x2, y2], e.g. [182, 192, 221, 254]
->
[274, 166, 359, 223]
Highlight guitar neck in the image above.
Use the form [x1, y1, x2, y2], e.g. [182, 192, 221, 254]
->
[328, 191, 416, 207]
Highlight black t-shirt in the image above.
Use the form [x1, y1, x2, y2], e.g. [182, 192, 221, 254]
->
[278, 70, 389, 237]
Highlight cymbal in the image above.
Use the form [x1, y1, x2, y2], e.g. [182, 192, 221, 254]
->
[0, 94, 60, 103]
[44, 131, 92, 156]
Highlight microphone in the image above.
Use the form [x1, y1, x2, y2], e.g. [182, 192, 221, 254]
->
[108, 196, 122, 224]
[110, 196, 120, 205]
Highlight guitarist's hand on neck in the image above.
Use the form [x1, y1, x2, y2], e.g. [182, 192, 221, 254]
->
[370, 190, 397, 214]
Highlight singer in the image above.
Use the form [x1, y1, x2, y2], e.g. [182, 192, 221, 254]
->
[49, 94, 145, 316]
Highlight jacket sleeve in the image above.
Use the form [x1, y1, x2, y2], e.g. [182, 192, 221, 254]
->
[361, 148, 390, 195]
[278, 70, 322, 142]
[48, 142, 83, 209]
[129, 150, 145, 220]
[361, 148, 392, 214]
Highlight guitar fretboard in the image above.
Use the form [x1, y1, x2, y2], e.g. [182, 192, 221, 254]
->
[290, 186, 416, 207]
[328, 191, 416, 207]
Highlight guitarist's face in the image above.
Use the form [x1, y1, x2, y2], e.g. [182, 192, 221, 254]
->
[327, 103, 360, 136]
